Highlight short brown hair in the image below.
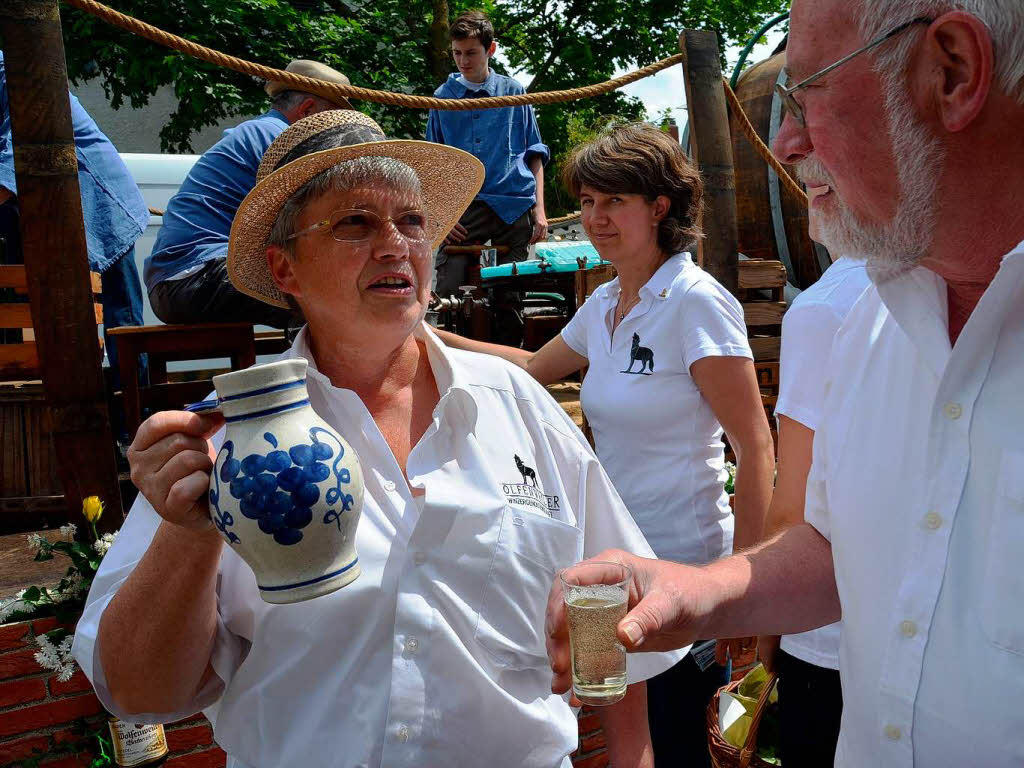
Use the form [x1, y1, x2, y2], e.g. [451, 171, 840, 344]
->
[562, 122, 703, 254]
[449, 10, 494, 50]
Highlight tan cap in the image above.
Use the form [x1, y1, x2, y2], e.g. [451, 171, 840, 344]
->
[265, 59, 354, 109]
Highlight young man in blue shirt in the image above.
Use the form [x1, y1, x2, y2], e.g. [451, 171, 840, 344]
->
[427, 11, 550, 309]
[144, 60, 352, 330]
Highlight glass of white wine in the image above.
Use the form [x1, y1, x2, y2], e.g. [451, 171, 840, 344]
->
[560, 561, 632, 706]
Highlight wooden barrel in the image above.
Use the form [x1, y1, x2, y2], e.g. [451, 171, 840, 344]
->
[729, 52, 832, 290]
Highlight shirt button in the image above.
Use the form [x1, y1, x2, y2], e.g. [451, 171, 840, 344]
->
[943, 402, 963, 420]
[924, 511, 943, 530]
[884, 724, 902, 741]
[383, 479, 396, 492]
[899, 620, 918, 638]
[413, 551, 427, 566]
[406, 636, 419, 653]
[475, 137, 482, 143]
[396, 724, 410, 743]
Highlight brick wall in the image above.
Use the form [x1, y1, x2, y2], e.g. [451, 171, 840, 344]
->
[1, 617, 687, 767]
[0, 618, 225, 768]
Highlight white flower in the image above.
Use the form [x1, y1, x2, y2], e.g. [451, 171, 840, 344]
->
[33, 633, 77, 681]
[25, 533, 45, 551]
[59, 523, 77, 539]
[0, 591, 28, 623]
[92, 531, 118, 557]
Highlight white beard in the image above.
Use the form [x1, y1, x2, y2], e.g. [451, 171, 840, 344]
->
[798, 85, 943, 278]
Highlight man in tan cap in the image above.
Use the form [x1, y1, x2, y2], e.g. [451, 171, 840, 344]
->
[144, 58, 353, 330]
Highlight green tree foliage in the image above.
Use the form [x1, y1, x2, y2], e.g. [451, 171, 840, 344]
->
[61, 0, 789, 214]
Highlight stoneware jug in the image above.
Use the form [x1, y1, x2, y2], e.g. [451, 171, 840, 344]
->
[190, 359, 363, 603]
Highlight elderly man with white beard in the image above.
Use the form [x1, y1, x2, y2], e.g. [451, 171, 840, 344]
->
[544, 1, 1024, 765]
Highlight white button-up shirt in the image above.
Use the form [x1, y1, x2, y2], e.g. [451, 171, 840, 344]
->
[561, 252, 752, 564]
[805, 243, 1024, 766]
[775, 257, 870, 670]
[74, 324, 681, 768]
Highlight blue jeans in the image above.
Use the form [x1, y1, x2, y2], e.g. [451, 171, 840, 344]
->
[100, 245, 146, 390]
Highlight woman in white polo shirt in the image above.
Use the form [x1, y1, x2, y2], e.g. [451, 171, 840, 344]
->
[437, 122, 775, 766]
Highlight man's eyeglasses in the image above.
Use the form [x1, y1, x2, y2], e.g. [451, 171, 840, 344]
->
[775, 17, 933, 127]
[287, 208, 437, 245]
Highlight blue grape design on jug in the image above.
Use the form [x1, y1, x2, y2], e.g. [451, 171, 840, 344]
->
[209, 428, 355, 546]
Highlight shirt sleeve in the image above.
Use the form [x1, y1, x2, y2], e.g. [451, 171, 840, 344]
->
[72, 473, 245, 723]
[521, 105, 549, 166]
[679, 278, 753, 370]
[559, 291, 595, 357]
[425, 108, 443, 144]
[576, 448, 690, 682]
[774, 301, 845, 432]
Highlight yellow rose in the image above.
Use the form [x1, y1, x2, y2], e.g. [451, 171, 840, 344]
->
[82, 496, 104, 523]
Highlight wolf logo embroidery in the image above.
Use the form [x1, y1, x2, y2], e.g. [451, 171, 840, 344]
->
[621, 333, 654, 375]
[514, 454, 538, 487]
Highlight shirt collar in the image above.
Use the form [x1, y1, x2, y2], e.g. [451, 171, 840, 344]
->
[601, 251, 693, 302]
[284, 323, 479, 429]
[447, 70, 498, 97]
[266, 108, 289, 124]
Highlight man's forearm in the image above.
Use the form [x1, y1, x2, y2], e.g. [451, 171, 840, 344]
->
[529, 156, 546, 219]
[99, 521, 224, 715]
[700, 523, 840, 639]
[596, 681, 653, 768]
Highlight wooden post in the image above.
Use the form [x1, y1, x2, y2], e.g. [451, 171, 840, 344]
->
[679, 30, 739, 294]
[1, 0, 124, 530]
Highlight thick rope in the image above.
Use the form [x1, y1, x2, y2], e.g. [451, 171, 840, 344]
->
[722, 79, 807, 205]
[62, 0, 684, 111]
[547, 211, 581, 226]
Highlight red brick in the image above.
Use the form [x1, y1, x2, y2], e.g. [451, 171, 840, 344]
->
[31, 618, 75, 637]
[579, 731, 607, 754]
[0, 734, 49, 765]
[0, 694, 103, 739]
[0, 676, 47, 707]
[0, 648, 44, 679]
[167, 723, 214, 753]
[49, 669, 94, 697]
[165, 747, 227, 768]
[40, 756, 92, 768]
[572, 750, 609, 768]
[0, 622, 32, 652]
[577, 711, 601, 735]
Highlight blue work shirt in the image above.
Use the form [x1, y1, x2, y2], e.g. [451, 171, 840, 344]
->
[0, 53, 148, 273]
[426, 72, 548, 224]
[144, 110, 289, 291]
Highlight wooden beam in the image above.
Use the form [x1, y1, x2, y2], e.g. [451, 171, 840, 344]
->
[738, 259, 788, 289]
[680, 30, 739, 294]
[1, 0, 123, 532]
[749, 336, 782, 361]
[742, 301, 787, 326]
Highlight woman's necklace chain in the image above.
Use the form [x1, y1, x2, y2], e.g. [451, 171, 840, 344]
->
[616, 293, 642, 324]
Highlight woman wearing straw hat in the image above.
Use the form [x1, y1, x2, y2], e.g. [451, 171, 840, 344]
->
[74, 111, 683, 768]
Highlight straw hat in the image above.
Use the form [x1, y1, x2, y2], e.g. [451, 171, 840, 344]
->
[265, 59, 354, 110]
[228, 110, 485, 309]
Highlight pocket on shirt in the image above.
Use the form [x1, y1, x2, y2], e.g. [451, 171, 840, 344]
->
[980, 449, 1024, 655]
[475, 507, 583, 669]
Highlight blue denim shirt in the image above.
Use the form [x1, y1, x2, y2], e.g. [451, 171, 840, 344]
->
[144, 110, 289, 290]
[0, 53, 148, 272]
[426, 72, 548, 224]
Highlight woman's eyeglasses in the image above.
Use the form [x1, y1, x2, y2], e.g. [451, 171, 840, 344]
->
[287, 208, 437, 244]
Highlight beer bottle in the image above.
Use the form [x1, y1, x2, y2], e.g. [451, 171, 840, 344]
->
[107, 718, 169, 767]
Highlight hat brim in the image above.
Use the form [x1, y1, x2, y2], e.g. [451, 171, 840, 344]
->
[228, 140, 485, 308]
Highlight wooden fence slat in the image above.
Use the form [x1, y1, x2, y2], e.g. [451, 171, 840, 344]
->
[749, 336, 782, 361]
[742, 302, 787, 326]
[25, 403, 61, 496]
[0, 404, 28, 496]
[0, 343, 40, 377]
[738, 259, 788, 289]
[0, 265, 29, 293]
[0, 303, 101, 329]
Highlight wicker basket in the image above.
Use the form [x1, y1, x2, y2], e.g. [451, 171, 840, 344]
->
[706, 672, 779, 768]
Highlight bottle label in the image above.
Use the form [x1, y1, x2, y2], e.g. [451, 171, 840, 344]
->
[109, 721, 169, 767]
